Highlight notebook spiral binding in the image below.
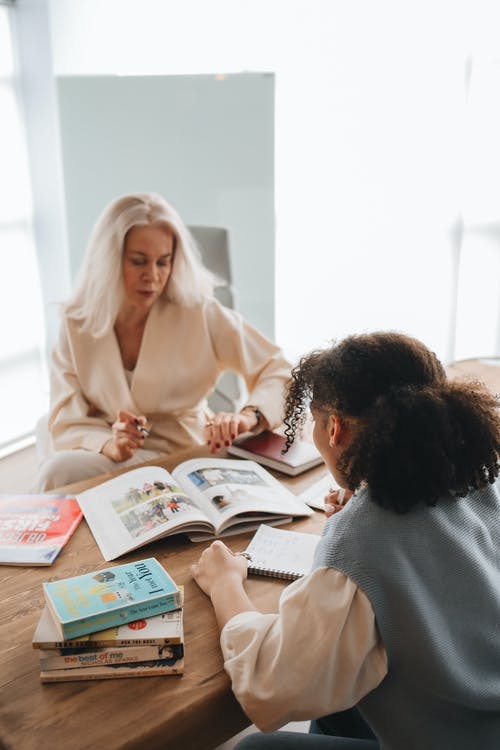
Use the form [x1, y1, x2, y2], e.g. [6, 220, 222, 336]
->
[248, 565, 300, 581]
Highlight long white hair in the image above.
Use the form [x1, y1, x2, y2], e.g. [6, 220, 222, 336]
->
[64, 193, 215, 337]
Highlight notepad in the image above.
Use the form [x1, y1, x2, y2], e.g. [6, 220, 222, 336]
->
[243, 524, 321, 581]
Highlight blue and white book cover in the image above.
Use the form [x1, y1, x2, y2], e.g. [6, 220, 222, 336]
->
[43, 558, 180, 638]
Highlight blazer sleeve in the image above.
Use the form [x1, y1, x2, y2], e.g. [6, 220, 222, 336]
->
[48, 318, 113, 453]
[205, 300, 291, 428]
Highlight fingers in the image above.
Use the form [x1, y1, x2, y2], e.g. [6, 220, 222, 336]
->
[325, 502, 343, 518]
[192, 540, 247, 595]
[113, 410, 148, 448]
[101, 436, 135, 462]
[205, 413, 241, 453]
[324, 488, 353, 516]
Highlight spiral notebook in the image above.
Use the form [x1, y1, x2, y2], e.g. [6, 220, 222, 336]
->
[243, 524, 321, 581]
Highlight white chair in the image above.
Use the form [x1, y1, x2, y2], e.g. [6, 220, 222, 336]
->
[189, 225, 246, 413]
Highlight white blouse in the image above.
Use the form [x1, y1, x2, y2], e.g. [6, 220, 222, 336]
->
[220, 567, 388, 732]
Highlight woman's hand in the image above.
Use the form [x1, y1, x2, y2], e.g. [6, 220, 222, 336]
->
[101, 409, 148, 462]
[192, 541, 256, 628]
[324, 487, 353, 517]
[204, 411, 257, 453]
[192, 540, 248, 598]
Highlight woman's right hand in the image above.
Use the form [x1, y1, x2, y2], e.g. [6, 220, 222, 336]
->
[324, 488, 353, 517]
[101, 409, 147, 462]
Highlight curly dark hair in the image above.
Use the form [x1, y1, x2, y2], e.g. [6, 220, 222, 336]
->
[283, 332, 500, 513]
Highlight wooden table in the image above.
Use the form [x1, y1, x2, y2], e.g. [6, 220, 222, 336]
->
[0, 446, 327, 750]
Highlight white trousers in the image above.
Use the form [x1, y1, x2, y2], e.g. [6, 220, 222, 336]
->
[32, 413, 165, 491]
[32, 447, 165, 492]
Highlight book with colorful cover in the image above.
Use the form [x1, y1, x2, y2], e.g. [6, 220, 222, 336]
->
[0, 494, 82, 565]
[38, 642, 184, 671]
[39, 653, 184, 682]
[33, 599, 183, 649]
[76, 457, 312, 561]
[227, 431, 324, 476]
[43, 557, 181, 639]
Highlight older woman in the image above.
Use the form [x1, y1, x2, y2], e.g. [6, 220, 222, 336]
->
[34, 193, 290, 491]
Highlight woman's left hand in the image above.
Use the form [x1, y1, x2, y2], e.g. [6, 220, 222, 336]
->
[204, 411, 256, 453]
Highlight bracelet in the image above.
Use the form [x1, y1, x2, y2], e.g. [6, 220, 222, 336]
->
[240, 405, 264, 431]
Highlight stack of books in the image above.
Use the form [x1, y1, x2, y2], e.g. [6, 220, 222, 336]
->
[33, 557, 184, 682]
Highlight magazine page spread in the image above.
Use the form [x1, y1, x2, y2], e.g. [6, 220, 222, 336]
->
[77, 459, 313, 561]
[77, 466, 213, 561]
[171, 457, 313, 536]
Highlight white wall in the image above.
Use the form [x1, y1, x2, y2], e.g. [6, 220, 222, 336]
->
[56, 73, 275, 338]
[49, 0, 500, 365]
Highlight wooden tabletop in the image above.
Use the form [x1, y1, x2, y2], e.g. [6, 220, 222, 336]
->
[0, 446, 327, 750]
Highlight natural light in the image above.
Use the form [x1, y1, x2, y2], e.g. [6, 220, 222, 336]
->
[0, 6, 47, 450]
[2, 0, 500, 450]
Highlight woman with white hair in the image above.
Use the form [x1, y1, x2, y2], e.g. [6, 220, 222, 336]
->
[34, 193, 290, 491]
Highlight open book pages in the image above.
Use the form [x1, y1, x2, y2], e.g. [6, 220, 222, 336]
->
[297, 473, 338, 511]
[77, 458, 313, 561]
[244, 523, 321, 580]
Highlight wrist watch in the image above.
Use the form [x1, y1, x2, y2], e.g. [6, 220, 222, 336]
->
[240, 405, 264, 430]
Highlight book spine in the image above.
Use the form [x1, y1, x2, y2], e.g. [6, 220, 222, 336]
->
[38, 645, 168, 670]
[60, 592, 181, 639]
[33, 634, 183, 649]
[40, 664, 183, 682]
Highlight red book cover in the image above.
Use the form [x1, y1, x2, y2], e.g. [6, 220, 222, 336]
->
[227, 431, 323, 476]
[0, 495, 83, 565]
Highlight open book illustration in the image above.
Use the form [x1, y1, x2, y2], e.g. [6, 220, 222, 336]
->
[77, 458, 313, 561]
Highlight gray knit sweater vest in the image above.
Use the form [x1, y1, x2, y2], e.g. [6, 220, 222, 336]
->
[314, 481, 500, 750]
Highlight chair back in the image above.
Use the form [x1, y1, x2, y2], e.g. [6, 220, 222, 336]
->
[188, 225, 246, 413]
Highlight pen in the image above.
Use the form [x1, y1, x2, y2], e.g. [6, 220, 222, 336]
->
[329, 486, 347, 506]
[337, 488, 347, 506]
[234, 551, 252, 561]
[134, 420, 150, 438]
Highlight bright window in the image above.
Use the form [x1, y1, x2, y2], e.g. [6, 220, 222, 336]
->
[0, 5, 47, 451]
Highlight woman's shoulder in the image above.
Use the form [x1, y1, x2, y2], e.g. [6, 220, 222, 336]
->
[198, 296, 241, 325]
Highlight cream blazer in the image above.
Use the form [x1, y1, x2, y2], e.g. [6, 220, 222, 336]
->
[49, 298, 291, 455]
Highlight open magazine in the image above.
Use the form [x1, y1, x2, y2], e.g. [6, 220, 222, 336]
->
[77, 458, 313, 561]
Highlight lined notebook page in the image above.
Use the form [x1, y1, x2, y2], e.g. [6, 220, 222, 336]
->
[244, 524, 321, 580]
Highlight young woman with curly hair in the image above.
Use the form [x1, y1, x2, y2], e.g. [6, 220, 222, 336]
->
[192, 332, 500, 750]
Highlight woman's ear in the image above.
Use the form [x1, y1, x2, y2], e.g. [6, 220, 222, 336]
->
[328, 415, 345, 447]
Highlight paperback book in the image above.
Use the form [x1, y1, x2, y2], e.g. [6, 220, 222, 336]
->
[227, 431, 324, 476]
[43, 557, 181, 639]
[33, 602, 183, 649]
[38, 642, 184, 671]
[40, 653, 184, 682]
[76, 457, 312, 561]
[0, 494, 82, 565]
